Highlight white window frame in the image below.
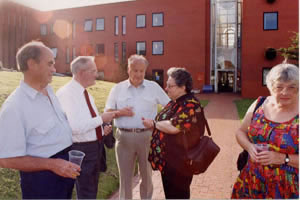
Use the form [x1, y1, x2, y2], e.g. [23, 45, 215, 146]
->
[66, 47, 70, 63]
[122, 42, 126, 63]
[152, 13, 164, 27]
[136, 14, 146, 28]
[72, 21, 76, 39]
[114, 43, 119, 62]
[96, 18, 105, 31]
[84, 19, 93, 32]
[136, 41, 146, 55]
[51, 48, 57, 58]
[115, 16, 119, 35]
[72, 47, 76, 60]
[40, 24, 47, 35]
[152, 41, 164, 55]
[122, 16, 126, 35]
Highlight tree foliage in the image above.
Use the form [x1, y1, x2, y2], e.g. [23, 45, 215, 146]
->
[278, 32, 299, 64]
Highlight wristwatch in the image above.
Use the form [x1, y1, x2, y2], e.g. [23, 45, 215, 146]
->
[284, 154, 290, 165]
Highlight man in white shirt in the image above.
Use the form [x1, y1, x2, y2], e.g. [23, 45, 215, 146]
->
[105, 54, 170, 199]
[56, 56, 115, 199]
[0, 41, 80, 199]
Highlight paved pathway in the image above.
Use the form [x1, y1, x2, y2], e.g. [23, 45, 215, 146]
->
[110, 93, 243, 199]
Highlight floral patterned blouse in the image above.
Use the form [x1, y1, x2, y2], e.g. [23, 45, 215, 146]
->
[148, 93, 202, 173]
[232, 96, 299, 199]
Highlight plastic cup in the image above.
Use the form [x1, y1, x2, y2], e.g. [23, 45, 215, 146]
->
[68, 150, 85, 166]
[255, 144, 268, 153]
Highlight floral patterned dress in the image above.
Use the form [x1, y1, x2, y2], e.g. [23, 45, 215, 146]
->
[148, 93, 201, 173]
[232, 97, 299, 199]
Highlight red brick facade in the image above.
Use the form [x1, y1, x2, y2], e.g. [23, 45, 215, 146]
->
[241, 0, 299, 98]
[0, 0, 36, 70]
[0, 0, 298, 98]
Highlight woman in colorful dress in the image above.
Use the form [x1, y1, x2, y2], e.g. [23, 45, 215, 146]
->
[142, 67, 203, 199]
[232, 63, 299, 199]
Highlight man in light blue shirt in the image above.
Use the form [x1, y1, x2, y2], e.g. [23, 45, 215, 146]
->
[0, 41, 80, 199]
[105, 54, 170, 199]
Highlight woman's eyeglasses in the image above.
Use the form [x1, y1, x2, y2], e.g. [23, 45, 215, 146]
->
[273, 85, 298, 93]
[166, 84, 177, 89]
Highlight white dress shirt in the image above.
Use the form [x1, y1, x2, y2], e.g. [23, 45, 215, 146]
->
[56, 79, 103, 143]
[0, 81, 73, 158]
[105, 79, 170, 129]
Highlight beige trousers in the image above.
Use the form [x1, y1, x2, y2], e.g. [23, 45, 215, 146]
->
[115, 129, 153, 199]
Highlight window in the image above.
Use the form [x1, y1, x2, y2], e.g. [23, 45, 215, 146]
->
[40, 24, 47, 35]
[51, 48, 57, 58]
[152, 41, 164, 55]
[136, 14, 146, 28]
[262, 67, 271, 86]
[67, 23, 70, 37]
[122, 42, 126, 63]
[19, 16, 22, 28]
[50, 23, 54, 34]
[24, 16, 27, 30]
[84, 19, 93, 32]
[72, 21, 76, 39]
[136, 41, 146, 55]
[115, 16, 119, 35]
[24, 16, 27, 39]
[122, 16, 126, 35]
[264, 12, 278, 30]
[114, 43, 119, 62]
[152, 13, 164, 27]
[66, 47, 70, 63]
[96, 44, 105, 54]
[72, 47, 76, 60]
[96, 18, 104, 31]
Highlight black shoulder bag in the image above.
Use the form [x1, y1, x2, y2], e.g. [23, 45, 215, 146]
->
[182, 106, 220, 175]
[236, 97, 266, 171]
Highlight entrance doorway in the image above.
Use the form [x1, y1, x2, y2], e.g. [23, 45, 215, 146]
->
[218, 71, 234, 92]
[210, 0, 242, 93]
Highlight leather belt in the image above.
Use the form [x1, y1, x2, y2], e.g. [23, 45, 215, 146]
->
[118, 128, 151, 133]
[73, 140, 98, 145]
[50, 146, 72, 158]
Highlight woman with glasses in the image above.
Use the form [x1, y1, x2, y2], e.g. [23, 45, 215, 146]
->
[232, 63, 299, 199]
[142, 67, 203, 199]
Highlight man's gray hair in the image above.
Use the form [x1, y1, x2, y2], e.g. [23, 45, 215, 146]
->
[16, 41, 48, 72]
[266, 63, 299, 91]
[128, 54, 149, 68]
[70, 56, 95, 75]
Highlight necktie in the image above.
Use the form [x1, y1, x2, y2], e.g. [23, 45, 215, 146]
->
[84, 89, 102, 141]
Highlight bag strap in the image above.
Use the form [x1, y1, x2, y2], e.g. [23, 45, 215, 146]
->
[252, 96, 266, 119]
[201, 106, 211, 136]
[182, 105, 211, 151]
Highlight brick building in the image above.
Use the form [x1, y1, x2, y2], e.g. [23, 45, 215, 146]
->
[0, 0, 36, 70]
[0, 0, 298, 98]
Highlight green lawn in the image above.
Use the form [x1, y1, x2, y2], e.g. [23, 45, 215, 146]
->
[200, 100, 209, 108]
[0, 71, 117, 199]
[234, 98, 256, 120]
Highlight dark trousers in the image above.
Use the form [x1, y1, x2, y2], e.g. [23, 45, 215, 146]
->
[20, 147, 75, 199]
[72, 140, 103, 199]
[161, 164, 193, 199]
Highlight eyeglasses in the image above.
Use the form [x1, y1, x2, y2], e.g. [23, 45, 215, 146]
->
[272, 85, 298, 93]
[166, 84, 177, 89]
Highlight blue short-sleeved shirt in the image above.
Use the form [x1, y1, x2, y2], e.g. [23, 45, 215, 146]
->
[0, 81, 73, 158]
